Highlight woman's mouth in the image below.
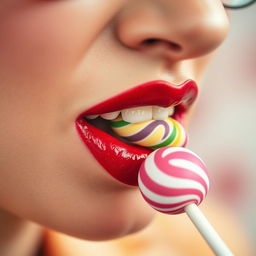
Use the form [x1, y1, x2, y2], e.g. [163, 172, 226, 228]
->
[75, 80, 198, 186]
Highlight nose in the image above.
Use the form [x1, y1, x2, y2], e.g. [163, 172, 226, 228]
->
[115, 0, 229, 61]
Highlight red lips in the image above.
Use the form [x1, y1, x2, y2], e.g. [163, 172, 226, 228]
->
[82, 80, 198, 116]
[76, 80, 198, 186]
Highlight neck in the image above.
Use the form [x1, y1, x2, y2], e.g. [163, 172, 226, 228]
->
[0, 208, 43, 256]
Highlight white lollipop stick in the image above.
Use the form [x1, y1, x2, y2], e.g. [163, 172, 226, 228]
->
[138, 146, 234, 256]
[185, 204, 233, 256]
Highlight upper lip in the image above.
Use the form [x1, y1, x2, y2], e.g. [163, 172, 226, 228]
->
[81, 79, 198, 116]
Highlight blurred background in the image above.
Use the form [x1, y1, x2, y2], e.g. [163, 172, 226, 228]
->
[188, 3, 256, 253]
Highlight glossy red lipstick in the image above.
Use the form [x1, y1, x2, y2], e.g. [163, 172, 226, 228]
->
[76, 80, 198, 186]
[83, 80, 198, 116]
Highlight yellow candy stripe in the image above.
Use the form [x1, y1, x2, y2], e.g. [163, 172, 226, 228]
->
[111, 117, 182, 148]
[133, 121, 171, 147]
[171, 119, 186, 146]
[110, 116, 187, 149]
[112, 120, 154, 137]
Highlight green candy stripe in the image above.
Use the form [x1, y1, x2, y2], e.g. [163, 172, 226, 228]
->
[110, 119, 130, 128]
[151, 123, 177, 149]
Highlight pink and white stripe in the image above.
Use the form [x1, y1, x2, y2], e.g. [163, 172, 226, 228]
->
[138, 147, 209, 214]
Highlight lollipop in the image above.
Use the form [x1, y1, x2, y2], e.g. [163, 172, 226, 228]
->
[110, 117, 187, 149]
[138, 146, 233, 256]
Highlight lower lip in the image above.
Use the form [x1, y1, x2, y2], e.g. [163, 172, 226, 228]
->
[76, 118, 152, 186]
[76, 109, 187, 186]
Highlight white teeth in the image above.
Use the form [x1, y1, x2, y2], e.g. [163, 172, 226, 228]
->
[152, 106, 169, 120]
[168, 106, 175, 116]
[100, 111, 120, 120]
[86, 115, 99, 119]
[85, 105, 176, 123]
[121, 106, 152, 123]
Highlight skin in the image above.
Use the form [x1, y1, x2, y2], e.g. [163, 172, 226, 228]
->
[0, 0, 230, 254]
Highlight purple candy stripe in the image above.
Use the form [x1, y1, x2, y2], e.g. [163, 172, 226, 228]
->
[125, 120, 170, 142]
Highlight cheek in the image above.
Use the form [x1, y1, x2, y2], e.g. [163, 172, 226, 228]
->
[192, 53, 216, 78]
[0, 1, 123, 80]
[0, 2, 117, 169]
[0, 5, 90, 79]
[0, 0, 110, 228]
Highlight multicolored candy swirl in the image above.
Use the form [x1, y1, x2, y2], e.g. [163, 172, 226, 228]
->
[110, 117, 187, 149]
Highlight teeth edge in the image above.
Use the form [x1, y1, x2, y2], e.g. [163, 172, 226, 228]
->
[100, 111, 120, 120]
[85, 105, 175, 123]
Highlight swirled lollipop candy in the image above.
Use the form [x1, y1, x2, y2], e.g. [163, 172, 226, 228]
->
[138, 146, 209, 214]
[110, 117, 187, 149]
[138, 146, 233, 256]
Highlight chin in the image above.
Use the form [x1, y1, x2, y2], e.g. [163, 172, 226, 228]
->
[58, 190, 156, 241]
[91, 207, 156, 241]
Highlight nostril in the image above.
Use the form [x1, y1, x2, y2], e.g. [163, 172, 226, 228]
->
[141, 38, 182, 52]
[142, 38, 158, 45]
[169, 42, 182, 52]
